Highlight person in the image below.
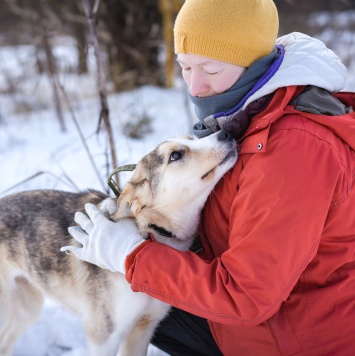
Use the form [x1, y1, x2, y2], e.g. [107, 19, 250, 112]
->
[61, 0, 355, 355]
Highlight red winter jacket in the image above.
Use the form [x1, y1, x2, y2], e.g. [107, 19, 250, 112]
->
[126, 86, 355, 355]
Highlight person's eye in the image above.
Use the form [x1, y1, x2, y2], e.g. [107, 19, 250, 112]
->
[182, 67, 191, 72]
[169, 150, 184, 162]
[205, 70, 219, 75]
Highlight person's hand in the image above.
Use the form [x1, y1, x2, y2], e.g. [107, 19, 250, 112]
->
[60, 203, 147, 274]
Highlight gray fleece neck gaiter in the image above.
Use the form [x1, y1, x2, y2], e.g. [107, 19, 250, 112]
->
[190, 48, 277, 120]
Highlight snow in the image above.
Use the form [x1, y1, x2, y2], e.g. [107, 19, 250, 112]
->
[0, 33, 354, 355]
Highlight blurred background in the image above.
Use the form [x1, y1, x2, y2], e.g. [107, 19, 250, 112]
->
[0, 0, 354, 94]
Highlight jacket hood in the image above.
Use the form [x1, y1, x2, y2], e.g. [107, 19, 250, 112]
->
[243, 32, 348, 109]
[304, 91, 355, 151]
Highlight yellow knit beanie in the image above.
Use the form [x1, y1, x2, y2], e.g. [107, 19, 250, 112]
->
[174, 0, 279, 67]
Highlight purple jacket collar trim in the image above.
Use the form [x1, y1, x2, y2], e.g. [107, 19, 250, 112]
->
[214, 45, 285, 119]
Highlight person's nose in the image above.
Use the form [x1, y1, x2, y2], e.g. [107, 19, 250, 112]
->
[188, 70, 208, 97]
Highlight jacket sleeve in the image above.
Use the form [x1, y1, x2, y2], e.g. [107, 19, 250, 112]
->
[126, 117, 346, 327]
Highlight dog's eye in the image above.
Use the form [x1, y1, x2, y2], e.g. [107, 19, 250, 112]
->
[169, 150, 184, 162]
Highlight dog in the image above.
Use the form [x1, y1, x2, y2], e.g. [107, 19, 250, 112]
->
[0, 132, 237, 356]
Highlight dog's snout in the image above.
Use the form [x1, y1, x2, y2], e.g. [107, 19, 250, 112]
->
[217, 129, 233, 142]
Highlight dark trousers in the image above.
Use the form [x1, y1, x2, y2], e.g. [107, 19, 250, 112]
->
[150, 307, 223, 356]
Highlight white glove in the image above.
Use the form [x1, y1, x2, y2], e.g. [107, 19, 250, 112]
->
[60, 203, 146, 274]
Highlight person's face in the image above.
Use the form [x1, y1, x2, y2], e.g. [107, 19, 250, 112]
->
[177, 53, 247, 98]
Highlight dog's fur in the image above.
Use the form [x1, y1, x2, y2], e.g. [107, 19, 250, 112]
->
[0, 133, 237, 356]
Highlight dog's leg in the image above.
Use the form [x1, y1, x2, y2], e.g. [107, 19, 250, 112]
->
[119, 314, 164, 356]
[0, 274, 44, 356]
[84, 317, 122, 356]
[86, 338, 121, 356]
[0, 272, 12, 356]
[119, 299, 171, 356]
[83, 301, 163, 356]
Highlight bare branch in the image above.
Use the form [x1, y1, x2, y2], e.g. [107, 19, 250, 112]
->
[80, 0, 119, 185]
[0, 171, 78, 198]
[57, 81, 107, 192]
[3, 0, 39, 22]
[36, 1, 66, 132]
[93, 0, 101, 17]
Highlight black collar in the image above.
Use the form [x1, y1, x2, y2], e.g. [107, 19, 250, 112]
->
[149, 224, 175, 238]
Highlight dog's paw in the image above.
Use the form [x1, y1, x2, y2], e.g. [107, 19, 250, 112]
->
[99, 198, 117, 217]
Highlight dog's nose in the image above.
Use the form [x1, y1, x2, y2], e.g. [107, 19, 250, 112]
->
[217, 129, 233, 141]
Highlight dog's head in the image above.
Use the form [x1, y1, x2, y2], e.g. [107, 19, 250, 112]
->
[113, 132, 237, 250]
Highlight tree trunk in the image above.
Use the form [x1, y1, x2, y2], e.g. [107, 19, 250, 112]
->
[34, 0, 66, 132]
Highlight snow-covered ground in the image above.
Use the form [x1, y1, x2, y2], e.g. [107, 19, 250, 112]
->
[1, 29, 354, 355]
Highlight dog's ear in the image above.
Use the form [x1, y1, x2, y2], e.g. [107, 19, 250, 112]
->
[113, 160, 152, 221]
[114, 181, 149, 220]
[114, 185, 135, 219]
